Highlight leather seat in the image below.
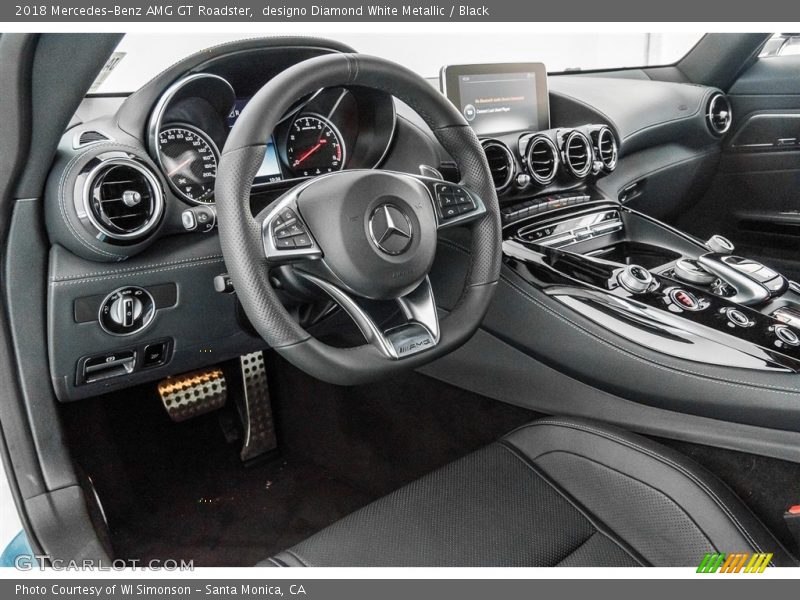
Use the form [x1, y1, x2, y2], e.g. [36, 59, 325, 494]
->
[261, 417, 796, 567]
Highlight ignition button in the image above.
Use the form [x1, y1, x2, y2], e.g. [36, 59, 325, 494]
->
[668, 288, 703, 311]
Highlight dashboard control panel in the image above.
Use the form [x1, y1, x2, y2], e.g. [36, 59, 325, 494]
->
[77, 338, 172, 385]
[516, 208, 622, 248]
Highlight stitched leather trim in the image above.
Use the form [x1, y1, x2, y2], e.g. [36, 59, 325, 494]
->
[498, 441, 648, 566]
[510, 420, 765, 554]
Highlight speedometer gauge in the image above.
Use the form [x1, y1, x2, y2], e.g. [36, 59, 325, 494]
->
[286, 114, 346, 177]
[158, 125, 218, 204]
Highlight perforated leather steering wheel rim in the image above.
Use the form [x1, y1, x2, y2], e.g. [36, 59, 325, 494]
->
[215, 53, 501, 385]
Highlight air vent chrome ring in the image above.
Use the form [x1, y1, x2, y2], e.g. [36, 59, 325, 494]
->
[707, 93, 732, 136]
[596, 127, 618, 171]
[82, 158, 164, 242]
[525, 135, 559, 185]
[481, 140, 515, 191]
[563, 130, 593, 179]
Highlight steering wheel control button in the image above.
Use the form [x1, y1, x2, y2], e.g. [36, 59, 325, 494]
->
[99, 286, 155, 335]
[618, 264, 653, 294]
[722, 307, 754, 328]
[369, 203, 414, 255]
[434, 183, 476, 221]
[774, 324, 800, 346]
[271, 208, 315, 251]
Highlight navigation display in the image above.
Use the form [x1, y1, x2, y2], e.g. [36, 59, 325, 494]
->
[441, 63, 549, 135]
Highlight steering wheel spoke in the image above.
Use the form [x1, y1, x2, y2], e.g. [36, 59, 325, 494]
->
[413, 175, 489, 230]
[298, 272, 440, 360]
[261, 183, 323, 264]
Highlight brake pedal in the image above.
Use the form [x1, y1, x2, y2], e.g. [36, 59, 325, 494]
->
[235, 351, 277, 463]
[157, 368, 227, 422]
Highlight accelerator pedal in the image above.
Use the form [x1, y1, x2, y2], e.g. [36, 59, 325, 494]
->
[235, 351, 278, 463]
[157, 368, 227, 422]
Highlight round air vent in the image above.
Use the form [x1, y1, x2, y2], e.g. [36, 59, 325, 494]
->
[563, 131, 593, 178]
[707, 93, 732, 136]
[525, 135, 559, 185]
[481, 140, 515, 191]
[84, 159, 164, 241]
[595, 127, 618, 172]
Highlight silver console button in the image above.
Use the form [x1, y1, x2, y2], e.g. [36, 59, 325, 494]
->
[618, 264, 653, 294]
[705, 235, 734, 254]
[774, 324, 800, 346]
[723, 307, 754, 328]
[673, 258, 715, 285]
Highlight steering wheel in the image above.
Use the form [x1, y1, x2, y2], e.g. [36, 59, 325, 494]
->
[215, 53, 501, 385]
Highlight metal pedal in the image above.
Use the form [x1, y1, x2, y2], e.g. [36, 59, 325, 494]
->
[157, 368, 227, 422]
[236, 351, 277, 462]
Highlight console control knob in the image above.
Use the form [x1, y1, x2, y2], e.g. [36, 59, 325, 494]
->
[673, 258, 715, 285]
[705, 235, 734, 254]
[618, 264, 653, 294]
[99, 286, 155, 335]
[774, 324, 800, 346]
[515, 173, 531, 188]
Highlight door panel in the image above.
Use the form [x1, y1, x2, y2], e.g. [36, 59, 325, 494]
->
[675, 54, 800, 280]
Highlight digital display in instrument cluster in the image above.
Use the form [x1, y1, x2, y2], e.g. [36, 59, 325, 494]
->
[228, 98, 283, 184]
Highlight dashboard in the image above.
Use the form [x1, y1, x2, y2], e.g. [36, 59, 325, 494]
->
[44, 37, 729, 402]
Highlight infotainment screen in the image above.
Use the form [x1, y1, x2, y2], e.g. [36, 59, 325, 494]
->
[440, 63, 549, 136]
[228, 98, 283, 183]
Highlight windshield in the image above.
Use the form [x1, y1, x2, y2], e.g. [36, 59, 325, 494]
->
[91, 32, 704, 94]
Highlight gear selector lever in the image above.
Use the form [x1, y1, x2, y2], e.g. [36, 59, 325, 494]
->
[698, 253, 786, 305]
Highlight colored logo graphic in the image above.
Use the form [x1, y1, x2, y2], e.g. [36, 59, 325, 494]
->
[696, 552, 773, 573]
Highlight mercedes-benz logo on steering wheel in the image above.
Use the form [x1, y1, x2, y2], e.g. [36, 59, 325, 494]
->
[368, 203, 414, 255]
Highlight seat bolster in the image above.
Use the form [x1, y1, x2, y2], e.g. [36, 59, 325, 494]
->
[503, 417, 797, 567]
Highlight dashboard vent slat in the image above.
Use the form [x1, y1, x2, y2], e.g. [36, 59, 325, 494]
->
[525, 135, 559, 185]
[564, 131, 593, 179]
[595, 127, 618, 172]
[85, 160, 163, 242]
[481, 140, 515, 191]
[707, 93, 732, 136]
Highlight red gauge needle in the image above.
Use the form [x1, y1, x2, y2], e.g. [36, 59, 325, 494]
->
[294, 138, 327, 166]
[166, 157, 192, 177]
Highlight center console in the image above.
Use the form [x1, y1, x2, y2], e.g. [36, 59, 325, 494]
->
[440, 60, 800, 374]
[503, 204, 800, 373]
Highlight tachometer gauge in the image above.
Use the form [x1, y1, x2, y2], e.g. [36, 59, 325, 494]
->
[286, 114, 345, 177]
[157, 125, 218, 204]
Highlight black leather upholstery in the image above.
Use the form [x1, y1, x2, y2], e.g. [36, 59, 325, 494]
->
[260, 417, 796, 567]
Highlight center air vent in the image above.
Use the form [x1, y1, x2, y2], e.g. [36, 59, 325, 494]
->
[481, 140, 515, 191]
[707, 93, 732, 136]
[525, 135, 559, 185]
[85, 159, 164, 241]
[594, 127, 618, 172]
[563, 131, 593, 178]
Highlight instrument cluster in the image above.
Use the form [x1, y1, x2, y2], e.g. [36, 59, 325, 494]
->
[148, 73, 396, 205]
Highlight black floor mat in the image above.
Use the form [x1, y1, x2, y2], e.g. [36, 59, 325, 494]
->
[60, 353, 538, 566]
